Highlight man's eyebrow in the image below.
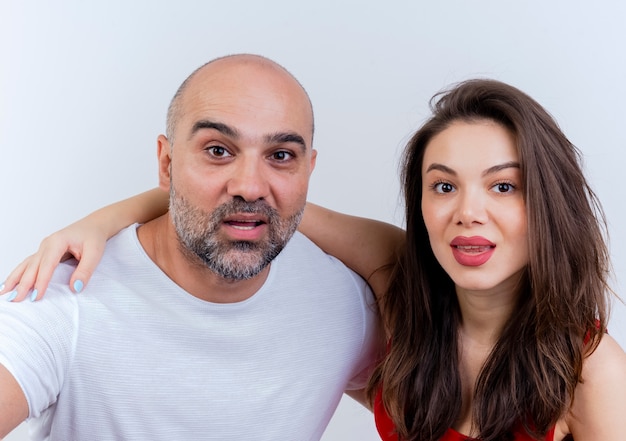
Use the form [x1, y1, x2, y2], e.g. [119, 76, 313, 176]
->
[189, 120, 239, 140]
[188, 122, 306, 152]
[265, 132, 307, 152]
[482, 161, 520, 177]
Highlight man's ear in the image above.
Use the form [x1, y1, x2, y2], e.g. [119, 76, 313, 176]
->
[157, 134, 172, 191]
[309, 148, 318, 176]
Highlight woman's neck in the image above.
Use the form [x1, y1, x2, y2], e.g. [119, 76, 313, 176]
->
[454, 284, 519, 436]
[455, 273, 522, 346]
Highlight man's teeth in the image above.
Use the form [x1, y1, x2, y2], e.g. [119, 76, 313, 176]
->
[229, 220, 260, 230]
[232, 224, 256, 230]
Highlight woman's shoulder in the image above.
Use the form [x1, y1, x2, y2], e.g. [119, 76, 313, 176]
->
[579, 334, 626, 392]
[560, 334, 626, 439]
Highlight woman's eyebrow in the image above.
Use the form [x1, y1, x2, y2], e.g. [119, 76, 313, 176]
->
[425, 161, 520, 176]
[425, 163, 456, 175]
[482, 161, 520, 177]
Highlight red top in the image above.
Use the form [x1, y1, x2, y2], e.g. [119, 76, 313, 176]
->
[374, 389, 555, 441]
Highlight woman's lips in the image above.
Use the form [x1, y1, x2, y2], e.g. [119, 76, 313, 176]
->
[450, 236, 496, 267]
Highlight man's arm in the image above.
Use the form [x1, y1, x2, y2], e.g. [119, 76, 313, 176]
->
[0, 364, 28, 438]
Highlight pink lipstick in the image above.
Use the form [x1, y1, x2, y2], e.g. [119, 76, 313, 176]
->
[450, 236, 495, 267]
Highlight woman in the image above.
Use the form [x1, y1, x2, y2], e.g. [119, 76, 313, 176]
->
[3, 79, 626, 440]
[366, 80, 626, 441]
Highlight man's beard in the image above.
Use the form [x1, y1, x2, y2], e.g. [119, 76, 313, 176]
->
[170, 186, 303, 281]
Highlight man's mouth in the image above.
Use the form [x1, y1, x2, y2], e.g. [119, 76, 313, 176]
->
[225, 219, 266, 230]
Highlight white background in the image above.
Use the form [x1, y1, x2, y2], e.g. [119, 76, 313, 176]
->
[2, 1, 625, 440]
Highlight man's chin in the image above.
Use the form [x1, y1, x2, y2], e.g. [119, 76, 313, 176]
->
[207, 248, 272, 281]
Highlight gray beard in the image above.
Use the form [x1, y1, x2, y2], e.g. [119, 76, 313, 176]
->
[170, 186, 302, 281]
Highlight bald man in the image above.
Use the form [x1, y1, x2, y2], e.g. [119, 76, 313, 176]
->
[0, 55, 380, 440]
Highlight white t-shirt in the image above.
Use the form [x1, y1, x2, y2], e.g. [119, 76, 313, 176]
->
[0, 225, 380, 441]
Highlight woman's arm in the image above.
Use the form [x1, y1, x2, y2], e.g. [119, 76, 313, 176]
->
[299, 203, 405, 298]
[2, 195, 405, 302]
[1, 188, 169, 301]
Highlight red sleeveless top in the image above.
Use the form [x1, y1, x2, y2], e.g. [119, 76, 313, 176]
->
[373, 326, 600, 439]
[373, 389, 555, 441]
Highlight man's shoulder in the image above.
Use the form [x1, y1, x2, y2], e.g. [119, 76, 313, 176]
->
[104, 223, 141, 253]
[282, 232, 354, 272]
[48, 224, 145, 294]
[277, 232, 370, 293]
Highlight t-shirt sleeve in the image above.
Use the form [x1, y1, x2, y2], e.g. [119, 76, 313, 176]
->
[0, 282, 77, 418]
[344, 271, 384, 391]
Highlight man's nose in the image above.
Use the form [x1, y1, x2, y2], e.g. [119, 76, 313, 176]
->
[226, 157, 270, 202]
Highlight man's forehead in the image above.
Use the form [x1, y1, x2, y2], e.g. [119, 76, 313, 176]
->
[179, 83, 312, 145]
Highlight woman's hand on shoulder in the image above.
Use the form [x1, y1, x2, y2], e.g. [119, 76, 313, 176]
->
[1, 218, 108, 302]
[564, 334, 626, 440]
[1, 188, 169, 302]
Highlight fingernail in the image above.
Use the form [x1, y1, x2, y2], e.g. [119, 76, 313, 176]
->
[0, 281, 5, 291]
[7, 290, 18, 302]
[30, 289, 39, 302]
[73, 280, 84, 294]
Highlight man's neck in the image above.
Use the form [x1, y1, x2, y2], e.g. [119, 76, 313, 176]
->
[136, 215, 271, 303]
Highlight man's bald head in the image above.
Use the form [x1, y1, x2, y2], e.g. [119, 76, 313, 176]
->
[165, 54, 314, 146]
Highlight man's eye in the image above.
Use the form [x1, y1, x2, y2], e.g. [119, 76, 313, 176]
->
[207, 146, 231, 158]
[271, 151, 293, 161]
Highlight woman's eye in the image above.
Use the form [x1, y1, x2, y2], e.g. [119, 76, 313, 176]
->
[434, 182, 455, 193]
[492, 182, 515, 193]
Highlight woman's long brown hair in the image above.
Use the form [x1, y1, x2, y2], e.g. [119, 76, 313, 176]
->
[367, 79, 612, 441]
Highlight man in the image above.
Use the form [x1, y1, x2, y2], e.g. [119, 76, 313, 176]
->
[0, 54, 380, 440]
